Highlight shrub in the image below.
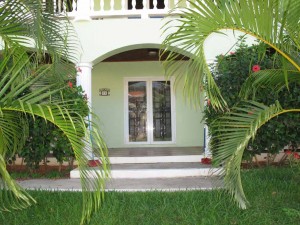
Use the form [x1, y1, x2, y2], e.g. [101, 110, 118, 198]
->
[51, 85, 89, 170]
[205, 39, 300, 159]
[20, 117, 52, 170]
[18, 82, 89, 171]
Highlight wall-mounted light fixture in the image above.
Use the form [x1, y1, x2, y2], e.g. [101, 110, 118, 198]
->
[148, 49, 158, 56]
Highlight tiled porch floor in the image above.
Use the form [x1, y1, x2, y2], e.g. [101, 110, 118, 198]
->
[110, 162, 208, 170]
[108, 147, 204, 157]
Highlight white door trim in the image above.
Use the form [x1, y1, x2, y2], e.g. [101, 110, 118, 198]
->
[124, 77, 176, 145]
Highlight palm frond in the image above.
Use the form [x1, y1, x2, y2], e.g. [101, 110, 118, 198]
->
[211, 100, 300, 208]
[0, 1, 106, 223]
[239, 69, 300, 100]
[0, 111, 35, 211]
[1, 102, 109, 224]
[0, 0, 80, 63]
[0, 154, 36, 211]
[283, 0, 300, 51]
[0, 111, 28, 156]
[162, 0, 300, 110]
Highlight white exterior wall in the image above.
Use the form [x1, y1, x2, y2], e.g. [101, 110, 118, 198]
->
[72, 19, 256, 65]
[92, 61, 204, 148]
[72, 18, 256, 151]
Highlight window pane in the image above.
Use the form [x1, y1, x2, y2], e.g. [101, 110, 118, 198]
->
[152, 81, 172, 142]
[128, 81, 147, 142]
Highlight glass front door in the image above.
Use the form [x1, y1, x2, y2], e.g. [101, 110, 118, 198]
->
[152, 81, 172, 142]
[125, 78, 174, 144]
[128, 81, 148, 142]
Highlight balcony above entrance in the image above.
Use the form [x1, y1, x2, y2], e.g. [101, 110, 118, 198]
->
[49, 0, 190, 20]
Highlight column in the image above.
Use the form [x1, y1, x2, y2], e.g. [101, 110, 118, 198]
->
[76, 62, 92, 108]
[76, 62, 94, 161]
[204, 124, 211, 157]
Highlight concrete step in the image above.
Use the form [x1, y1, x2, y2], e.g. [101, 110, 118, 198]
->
[70, 162, 221, 179]
[16, 177, 223, 192]
[70, 148, 214, 179]
[108, 155, 204, 164]
[107, 147, 204, 164]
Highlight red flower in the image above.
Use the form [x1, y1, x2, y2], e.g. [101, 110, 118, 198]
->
[293, 152, 300, 159]
[68, 81, 73, 88]
[76, 67, 82, 73]
[207, 99, 211, 106]
[201, 157, 212, 164]
[230, 51, 235, 55]
[252, 65, 261, 72]
[88, 160, 101, 167]
[286, 150, 292, 155]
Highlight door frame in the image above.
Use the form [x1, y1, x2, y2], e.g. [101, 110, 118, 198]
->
[124, 76, 176, 145]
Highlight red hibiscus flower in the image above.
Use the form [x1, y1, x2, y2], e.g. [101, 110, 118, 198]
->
[201, 157, 212, 164]
[252, 64, 261, 72]
[285, 150, 292, 155]
[68, 81, 73, 88]
[207, 99, 211, 106]
[293, 152, 300, 159]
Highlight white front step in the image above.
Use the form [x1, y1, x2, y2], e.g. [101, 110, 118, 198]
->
[110, 168, 220, 178]
[108, 155, 203, 164]
[70, 148, 216, 179]
[70, 162, 221, 179]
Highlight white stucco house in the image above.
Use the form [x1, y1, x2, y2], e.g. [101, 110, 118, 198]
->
[52, 0, 253, 178]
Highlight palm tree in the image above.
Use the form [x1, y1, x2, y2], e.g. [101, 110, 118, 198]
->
[0, 1, 109, 224]
[162, 0, 300, 208]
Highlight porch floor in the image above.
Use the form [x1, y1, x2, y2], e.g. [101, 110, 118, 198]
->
[107, 147, 204, 164]
[110, 162, 208, 170]
[108, 147, 204, 157]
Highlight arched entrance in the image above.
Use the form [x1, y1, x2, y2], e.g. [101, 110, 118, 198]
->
[92, 46, 202, 149]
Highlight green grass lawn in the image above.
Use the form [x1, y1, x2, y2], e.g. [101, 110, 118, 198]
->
[1, 166, 299, 225]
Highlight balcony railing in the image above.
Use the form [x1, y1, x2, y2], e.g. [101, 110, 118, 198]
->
[47, 0, 190, 20]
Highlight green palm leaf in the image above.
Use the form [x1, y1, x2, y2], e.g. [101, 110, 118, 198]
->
[0, 111, 36, 211]
[240, 69, 300, 100]
[162, 0, 300, 109]
[162, 0, 300, 209]
[212, 101, 299, 208]
[1, 100, 110, 224]
[0, 1, 109, 224]
[0, 0, 80, 63]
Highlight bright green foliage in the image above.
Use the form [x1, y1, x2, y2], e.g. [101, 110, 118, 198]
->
[51, 85, 89, 169]
[0, 167, 299, 225]
[0, 1, 109, 224]
[205, 40, 300, 158]
[17, 85, 89, 170]
[162, 0, 300, 209]
[21, 118, 53, 170]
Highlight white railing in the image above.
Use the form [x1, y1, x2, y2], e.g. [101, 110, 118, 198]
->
[47, 0, 186, 20]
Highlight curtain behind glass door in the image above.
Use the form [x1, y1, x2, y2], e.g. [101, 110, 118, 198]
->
[128, 81, 147, 142]
[152, 81, 172, 142]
